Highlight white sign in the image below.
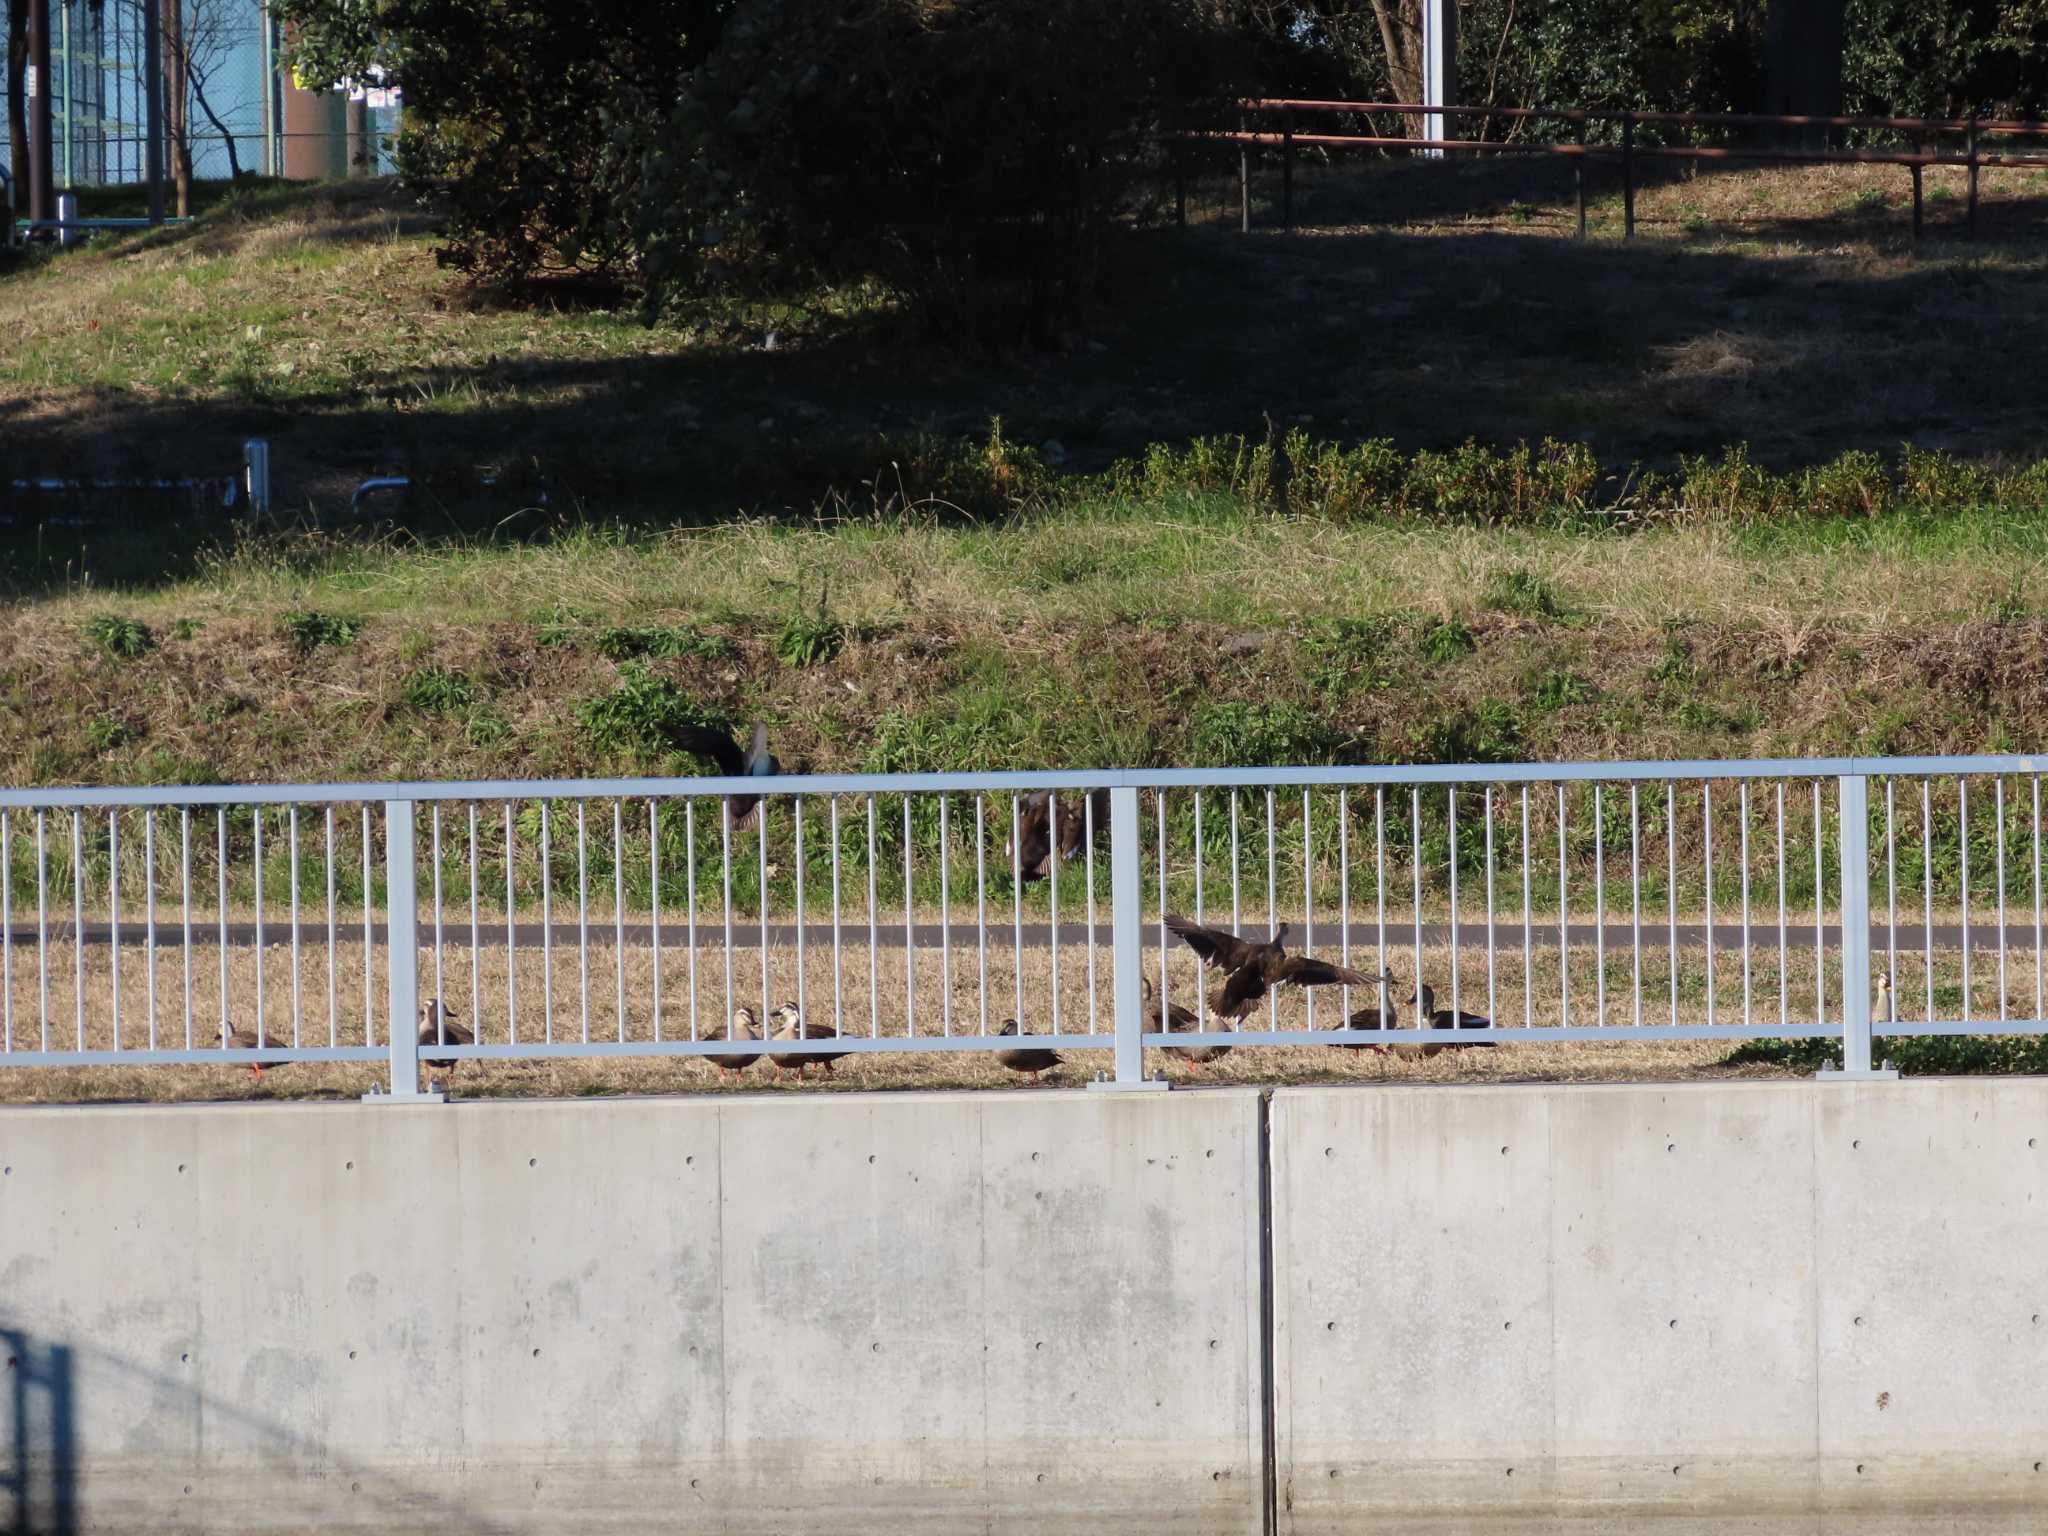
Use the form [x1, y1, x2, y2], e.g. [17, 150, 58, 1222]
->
[24, 65, 36, 99]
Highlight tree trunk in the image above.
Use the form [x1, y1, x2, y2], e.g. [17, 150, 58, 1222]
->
[191, 71, 239, 178]
[345, 92, 369, 177]
[162, 0, 192, 214]
[6, 0, 25, 210]
[1762, 0, 1847, 149]
[1368, 0, 1426, 136]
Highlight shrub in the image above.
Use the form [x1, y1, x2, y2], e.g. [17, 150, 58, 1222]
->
[86, 714, 135, 751]
[85, 615, 155, 661]
[576, 662, 728, 756]
[594, 625, 739, 662]
[1483, 567, 1566, 620]
[1417, 617, 1477, 663]
[1189, 701, 1345, 768]
[774, 614, 844, 669]
[401, 666, 475, 713]
[279, 610, 362, 652]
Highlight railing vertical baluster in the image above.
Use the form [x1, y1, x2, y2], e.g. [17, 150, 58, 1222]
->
[471, 805, 482, 1040]
[722, 801, 735, 1039]
[1997, 778, 2009, 1022]
[1108, 785, 1146, 1085]
[865, 797, 878, 1036]
[1, 810, 10, 1053]
[1447, 788, 1459, 1024]
[504, 803, 517, 1045]
[1484, 788, 1497, 1027]
[1593, 786, 1604, 1028]
[541, 802, 554, 1043]
[1338, 790, 1351, 1019]
[1521, 787, 1532, 1026]
[37, 810, 49, 1050]
[325, 808, 337, 1047]
[830, 797, 842, 1039]
[1192, 790, 1204, 1032]
[181, 809, 191, 1049]
[108, 811, 121, 1051]
[1702, 784, 1714, 1027]
[614, 800, 627, 1042]
[794, 798, 808, 1038]
[1411, 787, 1423, 1021]
[379, 800, 425, 1099]
[2036, 775, 2044, 1021]
[1047, 793, 1058, 1037]
[289, 807, 301, 1047]
[1231, 793, 1242, 935]
[1010, 794, 1022, 1034]
[1158, 792, 1170, 1025]
[905, 796, 917, 1039]
[1375, 786, 1388, 1023]
[1813, 783, 1826, 1027]
[1740, 783, 1752, 1028]
[362, 805, 374, 1047]
[1557, 786, 1568, 1026]
[223, 810, 233, 1048]
[1304, 787, 1316, 1031]
[1884, 779, 1897, 994]
[1666, 784, 1678, 1025]
[1630, 785, 1642, 1027]
[939, 795, 953, 1035]
[1265, 788, 1278, 1031]
[144, 809, 156, 1050]
[71, 811, 84, 1050]
[1961, 779, 1972, 1019]
[1777, 784, 1788, 1028]
[578, 801, 591, 1043]
[686, 800, 699, 1042]
[975, 795, 989, 1035]
[1922, 780, 1934, 1023]
[1836, 775, 1872, 1072]
[430, 805, 442, 1030]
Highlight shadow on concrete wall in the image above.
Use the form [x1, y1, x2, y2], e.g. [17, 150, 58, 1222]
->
[1, 1330, 75, 1536]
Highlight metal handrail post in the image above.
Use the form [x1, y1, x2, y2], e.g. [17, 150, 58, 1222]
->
[1093, 786, 1165, 1091]
[370, 799, 435, 1100]
[1820, 774, 1893, 1079]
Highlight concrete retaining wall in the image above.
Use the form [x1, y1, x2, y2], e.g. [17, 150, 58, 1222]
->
[0, 1091, 1266, 1535]
[1269, 1080, 2048, 1534]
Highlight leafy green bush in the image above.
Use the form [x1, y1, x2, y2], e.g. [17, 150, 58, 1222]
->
[1189, 701, 1344, 768]
[1483, 567, 1566, 620]
[401, 666, 475, 713]
[774, 615, 844, 669]
[1726, 1033, 2048, 1075]
[575, 663, 728, 756]
[1418, 618, 1477, 663]
[85, 714, 135, 751]
[279, 610, 362, 652]
[85, 615, 155, 662]
[594, 625, 739, 662]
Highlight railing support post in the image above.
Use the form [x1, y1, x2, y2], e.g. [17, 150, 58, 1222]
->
[1821, 774, 1895, 1081]
[1911, 163, 1923, 242]
[367, 799, 437, 1102]
[1239, 110, 1251, 234]
[1967, 119, 1979, 238]
[1281, 107, 1294, 230]
[1622, 114, 1636, 239]
[1092, 785, 1165, 1092]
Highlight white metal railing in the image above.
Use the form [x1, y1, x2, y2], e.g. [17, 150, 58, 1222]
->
[1, 754, 2044, 1095]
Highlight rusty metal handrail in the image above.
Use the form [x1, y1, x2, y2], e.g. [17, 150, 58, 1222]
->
[1176, 97, 2048, 241]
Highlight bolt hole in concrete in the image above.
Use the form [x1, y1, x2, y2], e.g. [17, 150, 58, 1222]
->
[2036, 1463, 2043, 1473]
[1208, 1338, 1219, 1349]
[532, 1348, 541, 1358]
[1857, 1465, 1866, 1474]
[345, 1160, 353, 1171]
[872, 1342, 881, 1353]
[1669, 1319, 1678, 1328]
[1037, 1474, 1047, 1484]
[1328, 1468, 1340, 1479]
[1667, 1143, 1677, 1153]
[180, 1354, 188, 1364]
[1505, 1468, 1515, 1477]
[351, 1482, 361, 1494]
[176, 1164, 185, 1173]
[1503, 1321, 1513, 1331]
[1206, 1149, 1214, 1158]
[1853, 1139, 1862, 1149]
[1035, 1341, 1043, 1351]
[528, 1157, 537, 1168]
[690, 1479, 700, 1489]
[685, 1156, 694, 1167]
[1500, 1145, 1509, 1155]
[1673, 1466, 1682, 1475]
[868, 1155, 876, 1164]
[1855, 1315, 1866, 1326]
[1326, 1321, 1337, 1332]
[348, 1350, 356, 1360]
[183, 1486, 191, 1495]
[1324, 1147, 1334, 1158]
[1031, 1151, 1040, 1162]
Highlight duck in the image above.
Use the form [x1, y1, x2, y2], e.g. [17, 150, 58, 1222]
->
[708, 1006, 763, 1079]
[1408, 982, 1496, 1056]
[225, 1020, 290, 1078]
[1008, 788, 1112, 882]
[1331, 969, 1400, 1053]
[1145, 975, 1232, 1070]
[670, 721, 780, 828]
[417, 999, 475, 1090]
[1163, 914, 1372, 1020]
[996, 1018, 1061, 1081]
[768, 1001, 850, 1076]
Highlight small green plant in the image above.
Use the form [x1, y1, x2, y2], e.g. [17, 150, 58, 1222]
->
[200, 693, 252, 725]
[1482, 567, 1564, 620]
[775, 580, 845, 668]
[401, 666, 475, 713]
[594, 624, 739, 662]
[576, 662, 728, 756]
[1302, 617, 1397, 696]
[1407, 699, 1522, 764]
[279, 610, 362, 651]
[1507, 200, 1537, 225]
[1852, 186, 1889, 214]
[1530, 668, 1592, 711]
[464, 710, 511, 747]
[85, 714, 135, 751]
[169, 617, 204, 641]
[86, 615, 155, 661]
[536, 604, 590, 647]
[1417, 617, 1476, 663]
[1189, 700, 1344, 767]
[1995, 578, 2028, 625]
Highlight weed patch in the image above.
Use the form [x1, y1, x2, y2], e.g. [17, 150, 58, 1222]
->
[86, 615, 155, 661]
[280, 610, 363, 652]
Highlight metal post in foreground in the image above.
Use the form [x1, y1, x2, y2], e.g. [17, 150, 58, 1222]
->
[1911, 163, 1923, 242]
[1966, 119, 1979, 237]
[1093, 786, 1166, 1092]
[1238, 111, 1250, 233]
[1281, 107, 1294, 230]
[27, 0, 54, 225]
[144, 0, 165, 225]
[370, 800, 436, 1101]
[1820, 774, 1895, 1080]
[243, 439, 271, 519]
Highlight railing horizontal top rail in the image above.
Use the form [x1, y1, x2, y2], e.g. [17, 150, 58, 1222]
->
[1240, 98, 2048, 137]
[3, 754, 2044, 809]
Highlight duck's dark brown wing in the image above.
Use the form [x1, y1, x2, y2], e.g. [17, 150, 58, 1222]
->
[1213, 966, 1268, 1018]
[1165, 915, 1259, 972]
[1011, 792, 1054, 882]
[1273, 957, 1374, 989]
[671, 724, 746, 776]
[1053, 788, 1111, 861]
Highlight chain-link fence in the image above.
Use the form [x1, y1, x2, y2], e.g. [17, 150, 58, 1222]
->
[4, 0, 397, 198]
